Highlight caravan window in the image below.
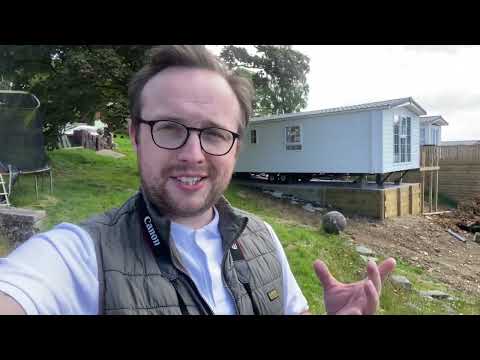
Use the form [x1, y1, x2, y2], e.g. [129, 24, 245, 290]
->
[250, 129, 257, 144]
[394, 116, 411, 163]
[420, 128, 426, 145]
[431, 127, 439, 145]
[285, 125, 302, 151]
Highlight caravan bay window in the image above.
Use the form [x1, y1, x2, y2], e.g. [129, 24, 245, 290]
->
[394, 115, 411, 163]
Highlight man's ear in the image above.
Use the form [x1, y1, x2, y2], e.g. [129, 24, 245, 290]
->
[128, 118, 138, 152]
[235, 138, 244, 159]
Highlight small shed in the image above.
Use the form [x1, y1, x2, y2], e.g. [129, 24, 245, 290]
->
[235, 97, 427, 180]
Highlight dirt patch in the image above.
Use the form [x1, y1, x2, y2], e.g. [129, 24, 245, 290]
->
[346, 212, 480, 297]
[238, 186, 480, 297]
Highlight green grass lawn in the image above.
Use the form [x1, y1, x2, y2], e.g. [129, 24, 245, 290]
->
[4, 136, 479, 314]
[10, 136, 140, 230]
[225, 185, 480, 315]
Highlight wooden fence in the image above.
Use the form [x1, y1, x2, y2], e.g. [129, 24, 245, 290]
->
[405, 145, 480, 204]
[436, 160, 480, 203]
[420, 145, 440, 169]
[438, 144, 480, 161]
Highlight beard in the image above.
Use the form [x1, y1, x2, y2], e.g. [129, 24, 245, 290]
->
[140, 161, 232, 220]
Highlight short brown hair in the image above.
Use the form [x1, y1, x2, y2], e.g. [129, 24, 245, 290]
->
[128, 45, 254, 137]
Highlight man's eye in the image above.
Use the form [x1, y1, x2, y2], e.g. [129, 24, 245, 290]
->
[204, 129, 229, 141]
[155, 123, 182, 133]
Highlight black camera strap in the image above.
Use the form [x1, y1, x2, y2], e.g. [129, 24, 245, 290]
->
[136, 194, 214, 315]
[136, 193, 259, 315]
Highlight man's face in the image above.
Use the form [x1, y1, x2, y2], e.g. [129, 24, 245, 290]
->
[130, 67, 242, 220]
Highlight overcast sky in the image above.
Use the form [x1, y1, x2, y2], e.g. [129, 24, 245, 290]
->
[207, 45, 480, 141]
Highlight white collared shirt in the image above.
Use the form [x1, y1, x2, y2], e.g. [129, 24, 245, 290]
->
[0, 209, 309, 315]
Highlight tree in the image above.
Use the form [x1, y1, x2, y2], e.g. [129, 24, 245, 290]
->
[0, 45, 151, 148]
[220, 45, 310, 116]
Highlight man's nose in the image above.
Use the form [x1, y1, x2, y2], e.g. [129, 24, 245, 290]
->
[176, 130, 206, 163]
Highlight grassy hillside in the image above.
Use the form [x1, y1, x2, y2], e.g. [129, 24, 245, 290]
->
[3, 137, 479, 314]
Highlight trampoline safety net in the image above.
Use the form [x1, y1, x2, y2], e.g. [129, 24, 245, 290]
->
[0, 91, 48, 172]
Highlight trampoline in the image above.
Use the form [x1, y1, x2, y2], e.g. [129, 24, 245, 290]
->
[0, 90, 53, 201]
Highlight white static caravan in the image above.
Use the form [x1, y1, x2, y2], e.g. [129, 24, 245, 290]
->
[419, 115, 448, 146]
[235, 97, 427, 183]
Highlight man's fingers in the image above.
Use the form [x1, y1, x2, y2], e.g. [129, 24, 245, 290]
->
[378, 257, 396, 282]
[366, 260, 382, 294]
[313, 260, 339, 290]
[363, 280, 379, 315]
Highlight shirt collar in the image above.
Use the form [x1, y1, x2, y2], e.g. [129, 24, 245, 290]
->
[171, 206, 220, 238]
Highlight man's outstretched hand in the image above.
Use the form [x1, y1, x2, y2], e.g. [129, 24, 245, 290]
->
[313, 258, 396, 315]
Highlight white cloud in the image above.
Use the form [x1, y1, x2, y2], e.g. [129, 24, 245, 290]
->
[208, 45, 480, 141]
[293, 45, 480, 141]
[403, 45, 478, 55]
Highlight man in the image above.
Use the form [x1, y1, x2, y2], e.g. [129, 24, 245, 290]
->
[0, 45, 395, 315]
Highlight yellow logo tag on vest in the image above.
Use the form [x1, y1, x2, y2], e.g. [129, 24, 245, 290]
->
[267, 289, 279, 301]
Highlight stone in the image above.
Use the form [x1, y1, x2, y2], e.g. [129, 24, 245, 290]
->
[302, 203, 316, 213]
[271, 191, 283, 198]
[0, 207, 47, 248]
[95, 149, 125, 158]
[418, 290, 450, 300]
[355, 245, 376, 257]
[237, 191, 247, 199]
[360, 255, 378, 263]
[474, 233, 480, 244]
[322, 211, 347, 234]
[442, 304, 458, 315]
[291, 201, 299, 205]
[390, 275, 412, 290]
[406, 303, 422, 313]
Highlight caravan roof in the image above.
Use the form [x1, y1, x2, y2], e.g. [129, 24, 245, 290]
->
[251, 97, 427, 123]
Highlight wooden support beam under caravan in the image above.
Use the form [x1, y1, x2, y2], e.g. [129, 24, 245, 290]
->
[234, 179, 422, 219]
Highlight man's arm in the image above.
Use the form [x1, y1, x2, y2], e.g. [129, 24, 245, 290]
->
[0, 223, 100, 315]
[0, 292, 26, 315]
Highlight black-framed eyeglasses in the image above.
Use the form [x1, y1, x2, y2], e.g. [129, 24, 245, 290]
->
[137, 118, 240, 156]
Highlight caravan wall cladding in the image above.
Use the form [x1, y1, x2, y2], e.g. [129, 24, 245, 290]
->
[235, 108, 420, 176]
